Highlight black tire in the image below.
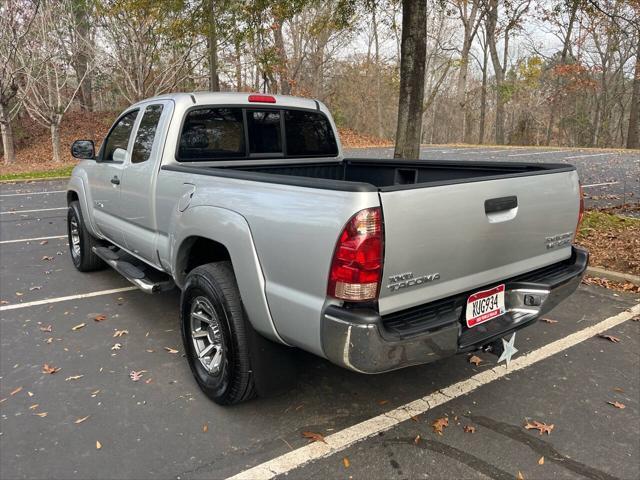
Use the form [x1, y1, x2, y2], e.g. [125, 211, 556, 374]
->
[67, 201, 105, 272]
[181, 262, 256, 405]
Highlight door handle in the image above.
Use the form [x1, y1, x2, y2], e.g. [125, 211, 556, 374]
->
[485, 196, 517, 213]
[111, 176, 120, 185]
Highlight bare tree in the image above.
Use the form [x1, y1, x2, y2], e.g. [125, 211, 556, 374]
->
[627, 30, 640, 148]
[17, 0, 89, 163]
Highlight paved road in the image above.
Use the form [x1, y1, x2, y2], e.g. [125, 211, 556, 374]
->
[348, 145, 640, 214]
[0, 172, 638, 480]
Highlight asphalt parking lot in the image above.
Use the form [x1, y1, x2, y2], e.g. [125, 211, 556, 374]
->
[1, 146, 639, 480]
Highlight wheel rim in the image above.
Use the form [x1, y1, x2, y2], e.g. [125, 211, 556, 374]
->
[69, 215, 81, 260]
[190, 296, 226, 376]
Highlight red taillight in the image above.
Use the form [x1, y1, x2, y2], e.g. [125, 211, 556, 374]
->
[328, 207, 384, 301]
[576, 183, 585, 237]
[248, 94, 276, 103]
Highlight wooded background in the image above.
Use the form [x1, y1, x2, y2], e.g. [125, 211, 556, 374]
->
[1, 0, 639, 166]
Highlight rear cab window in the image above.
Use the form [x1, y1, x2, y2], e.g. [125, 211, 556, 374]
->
[177, 107, 337, 161]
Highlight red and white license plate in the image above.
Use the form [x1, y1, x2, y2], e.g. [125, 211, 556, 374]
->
[465, 284, 506, 328]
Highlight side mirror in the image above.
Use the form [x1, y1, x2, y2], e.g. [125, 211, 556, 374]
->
[71, 140, 95, 160]
[112, 147, 127, 163]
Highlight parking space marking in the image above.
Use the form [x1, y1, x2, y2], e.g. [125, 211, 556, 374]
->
[507, 150, 565, 157]
[0, 234, 66, 245]
[0, 286, 138, 311]
[564, 153, 611, 159]
[228, 303, 640, 480]
[582, 182, 620, 188]
[0, 190, 65, 197]
[0, 207, 67, 215]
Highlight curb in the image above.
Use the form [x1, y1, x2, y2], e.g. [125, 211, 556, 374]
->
[586, 266, 640, 286]
[0, 175, 71, 184]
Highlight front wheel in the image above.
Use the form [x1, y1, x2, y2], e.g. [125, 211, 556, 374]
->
[67, 201, 105, 272]
[181, 262, 256, 405]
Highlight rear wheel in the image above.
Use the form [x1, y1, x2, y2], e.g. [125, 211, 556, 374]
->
[67, 201, 105, 272]
[181, 262, 256, 405]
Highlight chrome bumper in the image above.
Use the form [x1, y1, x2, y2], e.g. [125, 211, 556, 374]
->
[321, 246, 589, 374]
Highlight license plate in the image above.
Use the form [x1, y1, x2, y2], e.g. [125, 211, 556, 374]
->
[466, 284, 506, 328]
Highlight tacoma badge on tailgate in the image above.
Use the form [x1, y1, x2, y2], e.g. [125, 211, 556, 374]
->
[387, 272, 440, 292]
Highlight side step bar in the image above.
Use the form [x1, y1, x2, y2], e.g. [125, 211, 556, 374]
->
[92, 246, 174, 294]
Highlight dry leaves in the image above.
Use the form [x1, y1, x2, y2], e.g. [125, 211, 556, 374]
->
[342, 457, 350, 468]
[607, 401, 626, 409]
[39, 324, 53, 332]
[538, 456, 545, 465]
[413, 434, 421, 444]
[302, 431, 327, 443]
[164, 347, 179, 354]
[65, 375, 84, 381]
[202, 423, 208, 433]
[34, 412, 48, 417]
[598, 334, 621, 343]
[41, 255, 53, 261]
[10, 386, 23, 396]
[71, 323, 86, 331]
[463, 425, 476, 433]
[468, 355, 482, 366]
[75, 415, 90, 424]
[129, 370, 146, 382]
[524, 420, 554, 435]
[42, 363, 61, 374]
[93, 314, 107, 322]
[111, 343, 122, 351]
[541, 318, 558, 324]
[113, 330, 128, 337]
[96, 441, 102, 450]
[517, 471, 525, 480]
[432, 417, 449, 436]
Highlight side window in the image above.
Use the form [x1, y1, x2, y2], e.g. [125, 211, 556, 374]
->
[131, 104, 164, 164]
[178, 108, 245, 161]
[102, 110, 138, 161]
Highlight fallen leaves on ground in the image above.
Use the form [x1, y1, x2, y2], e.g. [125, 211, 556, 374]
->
[607, 401, 625, 409]
[414, 434, 421, 444]
[463, 425, 476, 433]
[41, 255, 53, 261]
[29, 404, 39, 410]
[129, 370, 146, 382]
[65, 375, 83, 381]
[113, 329, 128, 337]
[96, 441, 102, 450]
[34, 412, 48, 417]
[93, 314, 107, 322]
[10, 387, 23, 396]
[598, 334, 621, 343]
[111, 343, 122, 351]
[40, 240, 48, 245]
[45, 337, 53, 344]
[343, 457, 350, 468]
[468, 355, 482, 366]
[582, 276, 640, 293]
[164, 347, 179, 354]
[39, 325, 53, 332]
[541, 318, 558, 324]
[302, 431, 327, 443]
[524, 420, 554, 435]
[378, 399, 389, 405]
[75, 415, 90, 424]
[71, 323, 86, 331]
[42, 363, 61, 374]
[538, 456, 545, 465]
[432, 417, 449, 435]
[517, 471, 525, 480]
[202, 423, 208, 433]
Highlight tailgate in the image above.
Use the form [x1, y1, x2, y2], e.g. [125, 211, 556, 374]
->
[378, 170, 581, 315]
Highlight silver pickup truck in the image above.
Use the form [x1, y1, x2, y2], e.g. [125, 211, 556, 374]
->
[67, 92, 588, 404]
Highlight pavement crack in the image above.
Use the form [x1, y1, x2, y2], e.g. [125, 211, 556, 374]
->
[469, 415, 622, 480]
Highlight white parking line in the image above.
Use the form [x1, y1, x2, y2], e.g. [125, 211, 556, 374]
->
[582, 182, 619, 188]
[564, 153, 610, 159]
[0, 207, 67, 215]
[0, 235, 66, 245]
[228, 303, 640, 480]
[0, 286, 138, 311]
[507, 150, 565, 157]
[0, 190, 65, 197]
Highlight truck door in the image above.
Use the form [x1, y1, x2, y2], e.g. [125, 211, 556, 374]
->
[119, 101, 171, 265]
[88, 109, 139, 246]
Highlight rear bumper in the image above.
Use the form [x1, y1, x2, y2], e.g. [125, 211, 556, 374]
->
[321, 246, 588, 373]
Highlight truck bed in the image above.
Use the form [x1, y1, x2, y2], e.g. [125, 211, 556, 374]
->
[163, 158, 575, 192]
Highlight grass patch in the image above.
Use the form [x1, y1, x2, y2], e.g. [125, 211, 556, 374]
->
[578, 210, 640, 236]
[0, 165, 74, 182]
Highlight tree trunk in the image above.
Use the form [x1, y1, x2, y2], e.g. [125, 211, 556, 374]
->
[0, 103, 16, 165]
[208, 0, 220, 91]
[235, 34, 242, 91]
[51, 119, 62, 163]
[394, 0, 427, 159]
[72, 0, 93, 111]
[372, 3, 384, 139]
[486, 0, 504, 144]
[273, 19, 290, 95]
[626, 33, 640, 149]
[478, 38, 488, 144]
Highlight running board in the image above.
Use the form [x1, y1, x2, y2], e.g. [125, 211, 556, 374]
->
[92, 246, 174, 294]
